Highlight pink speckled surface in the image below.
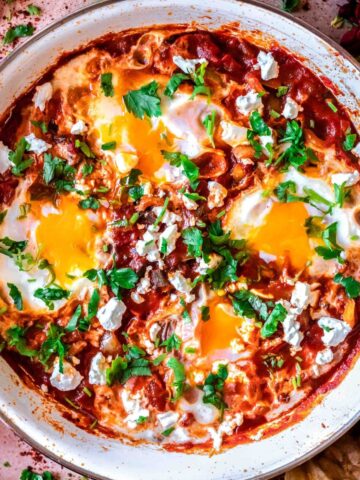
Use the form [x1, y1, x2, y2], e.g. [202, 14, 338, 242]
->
[0, 0, 352, 479]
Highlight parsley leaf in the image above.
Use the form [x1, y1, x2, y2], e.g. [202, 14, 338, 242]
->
[260, 303, 287, 338]
[86, 288, 100, 321]
[65, 305, 82, 332]
[20, 468, 54, 480]
[43, 153, 75, 191]
[31, 120, 48, 133]
[232, 289, 269, 320]
[201, 305, 210, 321]
[164, 73, 189, 98]
[202, 110, 216, 147]
[100, 72, 114, 97]
[106, 353, 151, 386]
[124, 81, 161, 119]
[274, 181, 301, 202]
[315, 222, 344, 263]
[161, 151, 199, 190]
[101, 141, 117, 151]
[167, 356, 186, 401]
[343, 133, 357, 152]
[249, 111, 271, 136]
[6, 326, 37, 357]
[182, 227, 203, 258]
[7, 283, 23, 310]
[34, 286, 70, 310]
[334, 273, 360, 298]
[74, 139, 95, 159]
[277, 120, 317, 170]
[78, 196, 100, 210]
[3, 24, 34, 44]
[9, 137, 33, 176]
[27, 4, 41, 15]
[38, 324, 67, 372]
[276, 86, 289, 97]
[84, 267, 138, 298]
[0, 236, 27, 258]
[201, 364, 228, 418]
[161, 333, 182, 352]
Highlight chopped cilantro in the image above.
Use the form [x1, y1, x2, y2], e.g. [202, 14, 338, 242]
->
[202, 110, 216, 147]
[161, 333, 182, 352]
[74, 139, 95, 158]
[201, 305, 210, 321]
[260, 303, 287, 338]
[276, 86, 289, 97]
[182, 227, 203, 258]
[9, 137, 33, 176]
[343, 133, 357, 151]
[6, 326, 37, 358]
[27, 4, 41, 15]
[34, 286, 70, 310]
[161, 151, 199, 190]
[65, 305, 82, 332]
[164, 73, 189, 97]
[43, 153, 76, 191]
[201, 364, 228, 418]
[81, 163, 94, 177]
[162, 427, 175, 437]
[38, 324, 67, 372]
[167, 356, 186, 401]
[78, 196, 100, 210]
[20, 468, 54, 480]
[315, 222, 344, 263]
[31, 120, 48, 133]
[249, 111, 271, 136]
[101, 141, 117, 151]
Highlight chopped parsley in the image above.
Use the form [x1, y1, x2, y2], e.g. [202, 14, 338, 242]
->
[9, 137, 34, 176]
[201, 364, 228, 418]
[101, 141, 117, 151]
[38, 324, 67, 372]
[277, 120, 317, 169]
[34, 286, 70, 310]
[161, 150, 199, 190]
[6, 326, 37, 358]
[191, 61, 211, 99]
[334, 273, 360, 298]
[31, 120, 48, 133]
[202, 110, 217, 147]
[100, 72, 114, 97]
[7, 283, 23, 310]
[43, 153, 76, 191]
[201, 305, 210, 321]
[164, 73, 189, 97]
[260, 303, 287, 338]
[161, 333, 182, 352]
[182, 227, 203, 258]
[106, 344, 151, 386]
[124, 81, 161, 119]
[315, 222, 344, 263]
[167, 356, 186, 401]
[276, 85, 289, 97]
[162, 426, 175, 437]
[343, 133, 357, 151]
[3, 24, 35, 44]
[20, 469, 54, 480]
[78, 196, 100, 210]
[84, 267, 138, 298]
[27, 4, 41, 15]
[74, 139, 95, 158]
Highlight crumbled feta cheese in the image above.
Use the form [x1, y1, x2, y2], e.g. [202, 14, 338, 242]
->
[137, 273, 151, 295]
[142, 182, 153, 196]
[259, 129, 275, 156]
[159, 224, 180, 255]
[168, 271, 195, 303]
[70, 120, 87, 135]
[152, 207, 181, 226]
[155, 163, 187, 183]
[331, 171, 360, 187]
[149, 322, 161, 342]
[315, 348, 334, 365]
[121, 390, 149, 429]
[235, 90, 263, 116]
[282, 97, 303, 120]
[182, 194, 198, 211]
[172, 55, 207, 74]
[24, 133, 51, 155]
[50, 358, 83, 391]
[196, 253, 222, 274]
[135, 229, 160, 263]
[208, 413, 244, 451]
[88, 352, 107, 385]
[33, 82, 53, 112]
[220, 120, 248, 147]
[352, 143, 360, 158]
[208, 181, 228, 210]
[131, 291, 144, 304]
[114, 152, 139, 174]
[291, 282, 311, 312]
[157, 411, 179, 430]
[0, 141, 11, 174]
[256, 51, 279, 80]
[318, 316, 351, 347]
[97, 297, 126, 331]
[282, 311, 304, 348]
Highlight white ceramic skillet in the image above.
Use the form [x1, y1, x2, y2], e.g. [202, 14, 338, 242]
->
[0, 1, 360, 479]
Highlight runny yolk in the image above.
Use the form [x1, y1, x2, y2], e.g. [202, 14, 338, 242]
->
[35, 196, 97, 287]
[200, 297, 243, 355]
[250, 201, 311, 270]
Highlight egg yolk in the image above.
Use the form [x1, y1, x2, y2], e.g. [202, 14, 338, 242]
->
[250, 201, 311, 270]
[200, 297, 243, 355]
[35, 196, 97, 286]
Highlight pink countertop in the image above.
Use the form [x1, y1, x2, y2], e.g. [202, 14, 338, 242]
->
[0, 1, 356, 479]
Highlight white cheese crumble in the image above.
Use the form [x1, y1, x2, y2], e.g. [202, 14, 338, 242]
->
[259, 128, 275, 156]
[331, 171, 360, 187]
[291, 281, 311, 312]
[182, 194, 198, 211]
[282, 97, 303, 120]
[220, 120, 248, 147]
[24, 133, 51, 155]
[33, 82, 53, 112]
[281, 282, 311, 348]
[70, 120, 87, 135]
[235, 90, 263, 116]
[0, 141, 11, 174]
[168, 271, 195, 303]
[315, 348, 334, 365]
[157, 411, 179, 430]
[208, 181, 228, 210]
[50, 358, 83, 391]
[97, 297, 126, 331]
[155, 163, 187, 183]
[135, 229, 160, 263]
[121, 390, 149, 429]
[149, 322, 161, 342]
[172, 55, 207, 75]
[352, 143, 360, 158]
[208, 413, 244, 451]
[256, 51, 279, 81]
[159, 224, 180, 255]
[318, 316, 351, 347]
[88, 352, 107, 385]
